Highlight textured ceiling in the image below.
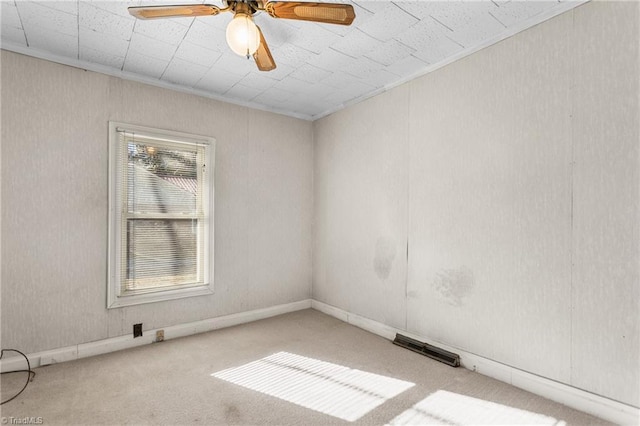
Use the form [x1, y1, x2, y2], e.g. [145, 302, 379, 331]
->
[1, 0, 583, 120]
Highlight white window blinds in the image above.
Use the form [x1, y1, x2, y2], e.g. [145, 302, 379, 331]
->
[108, 122, 214, 308]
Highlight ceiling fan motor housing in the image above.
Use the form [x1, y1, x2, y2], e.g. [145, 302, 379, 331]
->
[227, 0, 262, 15]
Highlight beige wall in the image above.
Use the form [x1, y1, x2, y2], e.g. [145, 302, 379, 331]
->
[1, 50, 314, 353]
[314, 1, 639, 407]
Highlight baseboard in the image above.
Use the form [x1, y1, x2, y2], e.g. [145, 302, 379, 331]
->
[3, 298, 636, 424]
[310, 300, 640, 425]
[0, 299, 312, 372]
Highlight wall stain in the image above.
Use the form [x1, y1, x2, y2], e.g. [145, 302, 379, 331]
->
[373, 237, 396, 280]
[431, 266, 475, 306]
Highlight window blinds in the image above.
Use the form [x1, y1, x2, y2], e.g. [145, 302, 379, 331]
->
[116, 129, 208, 296]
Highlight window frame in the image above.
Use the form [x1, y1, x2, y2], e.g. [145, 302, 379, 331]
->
[107, 121, 215, 309]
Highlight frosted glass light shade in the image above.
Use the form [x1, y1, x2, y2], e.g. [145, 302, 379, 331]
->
[226, 14, 260, 57]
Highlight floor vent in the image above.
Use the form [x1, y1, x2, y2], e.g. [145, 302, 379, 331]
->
[393, 334, 460, 367]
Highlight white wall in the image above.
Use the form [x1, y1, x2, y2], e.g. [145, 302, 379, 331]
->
[314, 1, 639, 408]
[1, 50, 313, 353]
[313, 86, 409, 330]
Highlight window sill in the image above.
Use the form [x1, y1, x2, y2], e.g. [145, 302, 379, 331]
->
[107, 284, 213, 309]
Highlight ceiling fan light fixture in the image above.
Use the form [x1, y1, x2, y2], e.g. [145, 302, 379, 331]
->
[226, 13, 260, 58]
[129, 1, 356, 71]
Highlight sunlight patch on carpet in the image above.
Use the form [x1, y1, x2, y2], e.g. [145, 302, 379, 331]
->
[211, 351, 415, 422]
[388, 390, 566, 425]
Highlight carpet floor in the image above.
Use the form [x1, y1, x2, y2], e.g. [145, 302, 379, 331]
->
[0, 309, 610, 425]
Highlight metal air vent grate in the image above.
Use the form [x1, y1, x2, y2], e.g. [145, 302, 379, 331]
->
[393, 334, 460, 367]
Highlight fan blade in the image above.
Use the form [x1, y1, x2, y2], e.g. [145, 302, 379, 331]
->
[128, 4, 221, 20]
[264, 2, 355, 25]
[253, 26, 276, 71]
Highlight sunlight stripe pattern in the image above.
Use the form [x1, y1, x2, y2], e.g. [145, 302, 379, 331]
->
[388, 390, 565, 425]
[212, 351, 414, 422]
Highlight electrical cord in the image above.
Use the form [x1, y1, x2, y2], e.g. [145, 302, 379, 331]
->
[1, 349, 36, 405]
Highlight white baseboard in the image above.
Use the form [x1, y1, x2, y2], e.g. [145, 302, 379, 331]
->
[311, 300, 640, 425]
[1, 299, 312, 372]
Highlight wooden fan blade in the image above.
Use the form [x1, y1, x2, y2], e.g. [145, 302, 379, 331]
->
[253, 26, 276, 71]
[264, 2, 355, 25]
[128, 4, 221, 20]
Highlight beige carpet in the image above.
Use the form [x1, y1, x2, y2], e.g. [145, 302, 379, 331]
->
[0, 309, 610, 425]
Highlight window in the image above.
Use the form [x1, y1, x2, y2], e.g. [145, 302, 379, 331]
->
[108, 122, 214, 308]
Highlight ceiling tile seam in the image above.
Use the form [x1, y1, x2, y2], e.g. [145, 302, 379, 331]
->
[382, 65, 408, 79]
[389, 36, 419, 53]
[157, 48, 181, 82]
[13, 0, 29, 47]
[209, 57, 252, 81]
[224, 80, 261, 101]
[23, 7, 80, 43]
[159, 17, 197, 82]
[429, 15, 455, 33]
[488, 11, 508, 29]
[274, 51, 320, 70]
[407, 53, 432, 69]
[337, 70, 379, 87]
[445, 33, 465, 50]
[181, 69, 204, 91]
[121, 19, 136, 72]
[26, 0, 75, 14]
[151, 49, 179, 81]
[362, 54, 393, 68]
[352, 1, 374, 15]
[326, 30, 365, 59]
[121, 4, 139, 71]
[353, 27, 392, 45]
[391, 2, 422, 21]
[230, 84, 265, 102]
[88, 2, 118, 17]
[363, 39, 418, 67]
[173, 54, 218, 75]
[292, 43, 320, 60]
[325, 46, 358, 61]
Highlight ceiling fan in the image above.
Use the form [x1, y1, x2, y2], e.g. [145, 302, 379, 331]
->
[128, 1, 356, 72]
